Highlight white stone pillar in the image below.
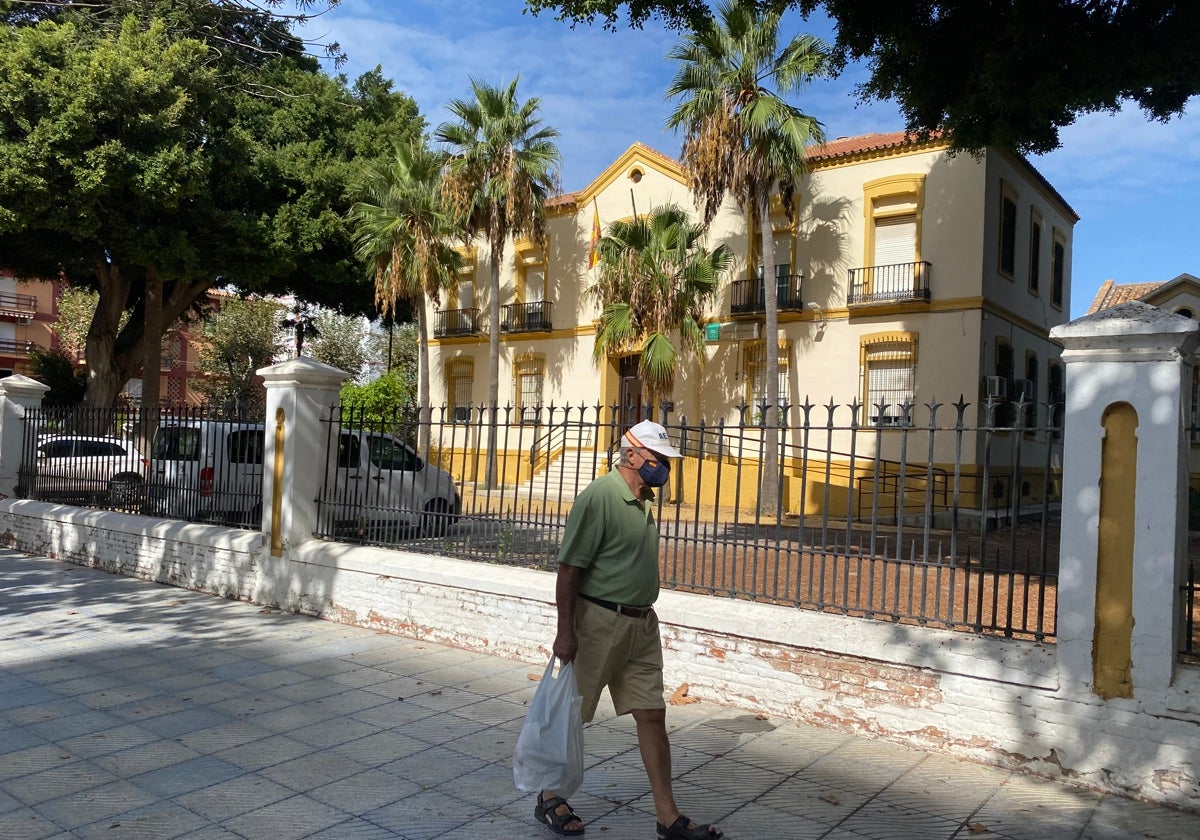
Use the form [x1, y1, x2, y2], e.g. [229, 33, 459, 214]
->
[259, 357, 349, 553]
[1051, 301, 1199, 701]
[0, 375, 50, 497]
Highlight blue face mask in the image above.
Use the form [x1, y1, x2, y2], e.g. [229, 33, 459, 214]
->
[637, 456, 670, 487]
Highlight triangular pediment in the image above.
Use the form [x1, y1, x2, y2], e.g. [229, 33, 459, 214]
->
[575, 143, 685, 207]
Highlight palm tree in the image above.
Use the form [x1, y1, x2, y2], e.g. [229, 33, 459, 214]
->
[589, 204, 731, 414]
[348, 140, 463, 449]
[666, 0, 830, 515]
[436, 77, 561, 488]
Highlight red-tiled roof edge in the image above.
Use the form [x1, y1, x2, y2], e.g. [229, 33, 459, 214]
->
[804, 130, 934, 163]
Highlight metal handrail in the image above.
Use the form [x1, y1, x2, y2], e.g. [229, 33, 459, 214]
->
[730, 273, 804, 314]
[847, 261, 932, 305]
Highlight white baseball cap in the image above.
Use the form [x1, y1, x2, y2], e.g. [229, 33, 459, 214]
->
[622, 419, 683, 459]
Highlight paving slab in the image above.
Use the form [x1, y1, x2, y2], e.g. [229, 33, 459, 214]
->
[2, 548, 1199, 839]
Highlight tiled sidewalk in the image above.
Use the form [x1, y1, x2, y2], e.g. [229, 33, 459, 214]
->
[1, 549, 1197, 839]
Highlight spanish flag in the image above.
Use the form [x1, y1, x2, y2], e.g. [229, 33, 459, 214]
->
[587, 199, 601, 269]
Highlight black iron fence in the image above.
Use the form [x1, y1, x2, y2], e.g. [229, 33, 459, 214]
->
[19, 397, 1200, 658]
[16, 404, 266, 527]
[309, 397, 1066, 643]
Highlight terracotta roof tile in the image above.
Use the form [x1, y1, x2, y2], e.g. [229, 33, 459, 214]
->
[805, 130, 935, 163]
[1086, 279, 1165, 314]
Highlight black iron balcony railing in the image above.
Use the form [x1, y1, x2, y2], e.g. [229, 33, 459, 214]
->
[847, 261, 932, 305]
[730, 274, 804, 315]
[0, 338, 36, 356]
[501, 300, 553, 333]
[434, 308, 481, 338]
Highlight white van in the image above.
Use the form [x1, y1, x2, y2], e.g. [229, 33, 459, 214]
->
[146, 421, 265, 525]
[319, 429, 461, 539]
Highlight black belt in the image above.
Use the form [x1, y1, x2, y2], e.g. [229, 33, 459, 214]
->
[579, 592, 654, 619]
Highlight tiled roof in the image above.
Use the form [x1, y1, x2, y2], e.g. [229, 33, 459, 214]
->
[805, 130, 936, 163]
[1086, 279, 1165, 314]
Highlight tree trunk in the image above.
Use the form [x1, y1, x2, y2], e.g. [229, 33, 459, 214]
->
[82, 259, 134, 412]
[81, 272, 217, 408]
[416, 298, 430, 455]
[760, 194, 782, 518]
[140, 266, 164, 454]
[484, 229, 503, 489]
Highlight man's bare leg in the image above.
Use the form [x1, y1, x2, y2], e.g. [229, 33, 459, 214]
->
[632, 708, 682, 827]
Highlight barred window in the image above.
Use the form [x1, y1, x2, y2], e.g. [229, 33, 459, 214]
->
[861, 333, 917, 426]
[743, 340, 790, 415]
[513, 354, 544, 422]
[447, 358, 474, 423]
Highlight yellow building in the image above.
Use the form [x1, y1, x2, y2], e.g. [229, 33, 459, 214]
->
[431, 131, 1077, 512]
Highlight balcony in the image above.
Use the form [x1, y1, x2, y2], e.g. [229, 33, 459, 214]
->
[0, 338, 36, 356]
[730, 274, 804, 316]
[0, 290, 38, 323]
[501, 300, 553, 333]
[434, 308, 481, 338]
[847, 261, 931, 306]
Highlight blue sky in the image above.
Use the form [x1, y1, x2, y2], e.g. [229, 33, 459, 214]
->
[302, 0, 1199, 318]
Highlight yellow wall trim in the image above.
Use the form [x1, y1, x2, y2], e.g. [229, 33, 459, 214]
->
[1095, 401, 1137, 700]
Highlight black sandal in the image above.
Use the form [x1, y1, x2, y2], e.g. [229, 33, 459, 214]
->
[657, 814, 724, 839]
[534, 793, 585, 836]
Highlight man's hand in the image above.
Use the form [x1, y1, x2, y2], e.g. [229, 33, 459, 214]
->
[552, 628, 579, 663]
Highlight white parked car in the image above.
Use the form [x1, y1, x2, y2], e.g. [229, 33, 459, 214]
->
[146, 421, 264, 525]
[320, 429, 461, 539]
[17, 435, 148, 507]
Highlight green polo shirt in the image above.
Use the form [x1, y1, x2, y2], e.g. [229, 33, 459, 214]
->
[558, 469, 660, 606]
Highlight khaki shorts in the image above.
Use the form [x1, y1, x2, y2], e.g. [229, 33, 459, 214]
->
[573, 596, 665, 722]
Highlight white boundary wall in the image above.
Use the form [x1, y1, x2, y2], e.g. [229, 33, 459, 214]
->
[2, 499, 1199, 810]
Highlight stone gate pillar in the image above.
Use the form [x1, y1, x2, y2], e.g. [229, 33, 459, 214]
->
[0, 375, 50, 498]
[259, 357, 349, 554]
[1051, 301, 1199, 701]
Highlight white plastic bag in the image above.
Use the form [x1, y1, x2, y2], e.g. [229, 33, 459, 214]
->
[513, 656, 584, 798]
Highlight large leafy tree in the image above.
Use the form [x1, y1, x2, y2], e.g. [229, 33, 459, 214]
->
[436, 77, 561, 487]
[0, 8, 421, 407]
[527, 0, 1200, 155]
[666, 0, 828, 516]
[349, 140, 463, 449]
[589, 204, 731, 413]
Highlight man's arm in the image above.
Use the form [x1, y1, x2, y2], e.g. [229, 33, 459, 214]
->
[552, 562, 585, 663]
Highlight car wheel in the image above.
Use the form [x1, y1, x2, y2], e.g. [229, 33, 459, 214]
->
[108, 474, 144, 509]
[422, 498, 452, 537]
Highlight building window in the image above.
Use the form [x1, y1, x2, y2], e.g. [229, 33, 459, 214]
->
[447, 358, 474, 423]
[1022, 352, 1039, 430]
[513, 354, 544, 423]
[1047, 360, 1064, 438]
[860, 332, 917, 426]
[992, 338, 1015, 426]
[999, 185, 1018, 277]
[1051, 233, 1065, 308]
[744, 339, 791, 417]
[1028, 211, 1042, 294]
[859, 175, 925, 301]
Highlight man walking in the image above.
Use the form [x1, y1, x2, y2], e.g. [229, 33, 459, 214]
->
[533, 420, 724, 839]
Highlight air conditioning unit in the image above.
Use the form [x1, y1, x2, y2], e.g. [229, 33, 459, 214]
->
[452, 406, 471, 424]
[871, 414, 905, 427]
[1013, 379, 1036, 400]
[985, 376, 1008, 399]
